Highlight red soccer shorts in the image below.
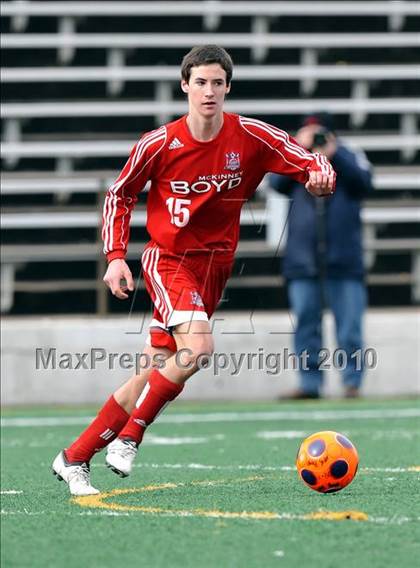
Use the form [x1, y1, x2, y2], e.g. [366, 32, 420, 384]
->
[141, 243, 233, 351]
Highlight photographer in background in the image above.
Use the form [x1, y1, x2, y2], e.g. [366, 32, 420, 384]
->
[270, 113, 373, 399]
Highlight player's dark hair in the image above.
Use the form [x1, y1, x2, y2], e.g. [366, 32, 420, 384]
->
[181, 45, 233, 85]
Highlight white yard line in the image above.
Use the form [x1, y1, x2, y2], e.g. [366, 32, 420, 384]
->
[79, 510, 130, 517]
[2, 433, 226, 449]
[0, 490, 23, 495]
[74, 513, 419, 524]
[88, 462, 420, 474]
[144, 434, 225, 445]
[257, 431, 306, 439]
[2, 407, 420, 428]
[91, 462, 290, 472]
[1, 416, 94, 427]
[1, 508, 418, 524]
[256, 429, 420, 440]
[1, 509, 44, 516]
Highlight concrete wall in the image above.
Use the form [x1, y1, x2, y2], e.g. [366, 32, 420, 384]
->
[1, 309, 419, 405]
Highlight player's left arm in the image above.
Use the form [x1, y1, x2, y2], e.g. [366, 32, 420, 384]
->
[240, 118, 336, 197]
[275, 131, 336, 197]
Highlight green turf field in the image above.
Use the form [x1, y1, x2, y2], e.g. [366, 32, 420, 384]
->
[1, 398, 420, 568]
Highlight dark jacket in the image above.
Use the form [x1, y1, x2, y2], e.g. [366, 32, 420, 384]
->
[269, 144, 373, 280]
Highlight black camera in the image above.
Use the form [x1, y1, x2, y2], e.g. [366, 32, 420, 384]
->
[311, 128, 329, 149]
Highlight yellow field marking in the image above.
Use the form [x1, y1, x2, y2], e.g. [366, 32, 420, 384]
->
[72, 476, 264, 512]
[407, 466, 420, 472]
[304, 510, 368, 521]
[72, 476, 368, 522]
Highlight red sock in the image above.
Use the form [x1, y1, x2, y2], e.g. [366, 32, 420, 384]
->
[118, 369, 184, 445]
[65, 396, 129, 463]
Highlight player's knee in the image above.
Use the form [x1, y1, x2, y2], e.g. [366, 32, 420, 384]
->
[192, 336, 214, 359]
[192, 339, 214, 360]
[177, 336, 214, 370]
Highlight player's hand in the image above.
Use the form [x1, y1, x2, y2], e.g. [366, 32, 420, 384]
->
[103, 259, 134, 300]
[305, 169, 336, 197]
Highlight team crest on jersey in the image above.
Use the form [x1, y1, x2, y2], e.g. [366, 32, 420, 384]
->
[190, 291, 204, 307]
[225, 152, 240, 171]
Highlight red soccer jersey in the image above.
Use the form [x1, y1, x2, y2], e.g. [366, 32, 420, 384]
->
[102, 112, 334, 263]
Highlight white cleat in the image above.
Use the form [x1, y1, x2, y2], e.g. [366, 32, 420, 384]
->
[106, 438, 138, 478]
[52, 451, 100, 496]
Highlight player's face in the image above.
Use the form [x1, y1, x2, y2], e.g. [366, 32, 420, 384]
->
[182, 64, 231, 118]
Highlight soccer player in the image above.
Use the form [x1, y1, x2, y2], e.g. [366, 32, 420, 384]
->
[52, 45, 336, 495]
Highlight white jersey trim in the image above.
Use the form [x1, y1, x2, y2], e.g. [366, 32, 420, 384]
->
[142, 247, 167, 320]
[142, 246, 176, 326]
[239, 117, 308, 173]
[240, 116, 333, 177]
[151, 247, 174, 324]
[149, 318, 167, 330]
[240, 116, 311, 160]
[167, 309, 209, 328]
[103, 126, 167, 254]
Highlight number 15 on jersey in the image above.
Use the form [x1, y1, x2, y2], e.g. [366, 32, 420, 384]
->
[166, 197, 191, 227]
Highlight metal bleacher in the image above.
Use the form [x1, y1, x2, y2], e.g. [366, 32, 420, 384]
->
[1, 0, 420, 314]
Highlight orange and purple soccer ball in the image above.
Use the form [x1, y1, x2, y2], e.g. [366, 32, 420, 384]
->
[296, 431, 359, 493]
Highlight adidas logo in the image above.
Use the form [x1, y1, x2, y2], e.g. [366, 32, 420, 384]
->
[168, 137, 184, 150]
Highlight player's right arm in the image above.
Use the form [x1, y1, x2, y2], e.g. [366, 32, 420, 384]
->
[102, 126, 167, 298]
